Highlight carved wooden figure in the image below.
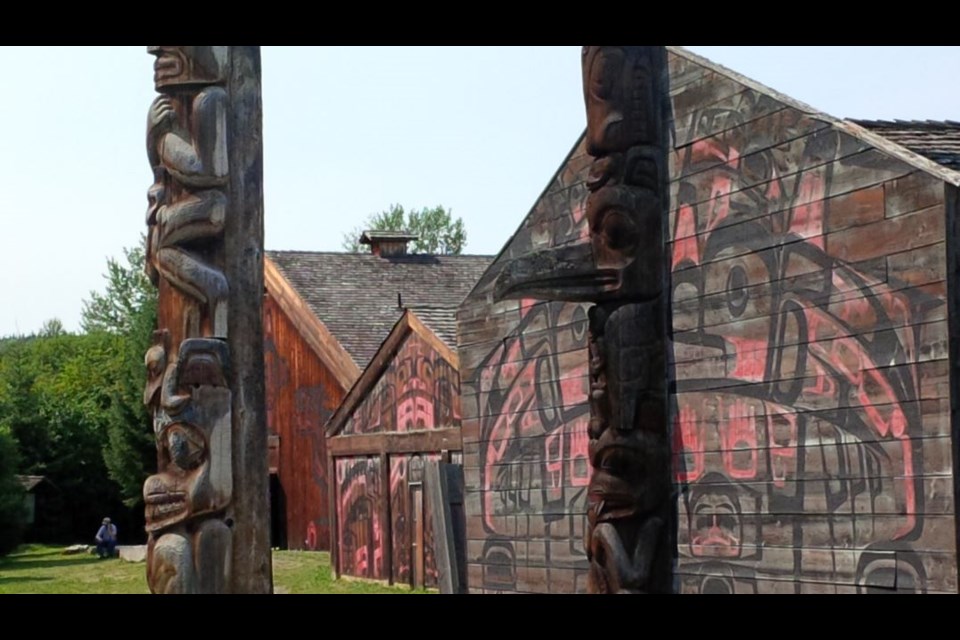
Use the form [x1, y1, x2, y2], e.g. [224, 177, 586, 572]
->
[494, 46, 672, 593]
[146, 45, 229, 339]
[143, 46, 270, 594]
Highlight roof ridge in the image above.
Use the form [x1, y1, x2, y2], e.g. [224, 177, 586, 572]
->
[266, 249, 495, 258]
[851, 118, 960, 129]
[667, 46, 960, 187]
[405, 303, 460, 308]
[268, 249, 492, 367]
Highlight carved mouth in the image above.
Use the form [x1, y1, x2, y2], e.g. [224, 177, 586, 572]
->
[144, 491, 187, 528]
[589, 446, 643, 503]
[145, 491, 186, 505]
[154, 56, 183, 82]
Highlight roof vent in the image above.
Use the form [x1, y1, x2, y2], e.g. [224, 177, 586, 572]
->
[359, 230, 419, 257]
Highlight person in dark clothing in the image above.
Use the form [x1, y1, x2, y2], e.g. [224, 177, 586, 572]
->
[95, 517, 118, 559]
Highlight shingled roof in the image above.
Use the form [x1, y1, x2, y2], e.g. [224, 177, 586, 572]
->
[851, 120, 960, 171]
[266, 251, 493, 367]
[16, 475, 52, 492]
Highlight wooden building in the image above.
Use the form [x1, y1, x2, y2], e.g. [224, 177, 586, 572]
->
[264, 234, 491, 552]
[458, 46, 960, 593]
[16, 475, 63, 544]
[326, 309, 464, 588]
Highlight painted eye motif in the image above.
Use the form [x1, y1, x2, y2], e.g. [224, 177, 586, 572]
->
[165, 424, 205, 471]
[726, 265, 749, 318]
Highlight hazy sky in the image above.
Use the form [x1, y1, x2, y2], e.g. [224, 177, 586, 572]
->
[2, 46, 958, 336]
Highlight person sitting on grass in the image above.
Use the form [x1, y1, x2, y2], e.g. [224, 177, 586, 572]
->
[95, 517, 118, 559]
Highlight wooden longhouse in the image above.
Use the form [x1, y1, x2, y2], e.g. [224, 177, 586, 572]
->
[325, 308, 465, 588]
[263, 232, 491, 559]
[456, 46, 960, 594]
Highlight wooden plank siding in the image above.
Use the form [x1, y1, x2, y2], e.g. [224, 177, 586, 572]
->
[329, 314, 462, 587]
[456, 48, 958, 593]
[667, 52, 953, 594]
[264, 292, 345, 551]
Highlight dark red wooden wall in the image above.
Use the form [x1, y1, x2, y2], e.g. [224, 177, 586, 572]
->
[264, 292, 344, 551]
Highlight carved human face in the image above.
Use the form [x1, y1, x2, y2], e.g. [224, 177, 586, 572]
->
[147, 46, 228, 91]
[589, 427, 670, 524]
[143, 330, 168, 408]
[143, 340, 232, 533]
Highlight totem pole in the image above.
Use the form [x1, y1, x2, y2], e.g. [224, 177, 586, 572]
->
[142, 46, 271, 594]
[494, 46, 672, 593]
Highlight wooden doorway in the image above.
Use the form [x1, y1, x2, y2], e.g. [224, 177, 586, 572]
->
[409, 455, 425, 589]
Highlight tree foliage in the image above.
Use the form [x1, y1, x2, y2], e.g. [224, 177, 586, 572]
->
[83, 237, 157, 510]
[342, 204, 467, 255]
[0, 330, 124, 542]
[0, 236, 157, 544]
[81, 243, 155, 335]
[0, 424, 26, 555]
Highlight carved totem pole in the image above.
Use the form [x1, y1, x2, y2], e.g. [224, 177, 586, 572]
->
[142, 46, 271, 594]
[494, 46, 672, 593]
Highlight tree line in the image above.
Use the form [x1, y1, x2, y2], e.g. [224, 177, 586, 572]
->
[0, 205, 467, 555]
[0, 242, 156, 553]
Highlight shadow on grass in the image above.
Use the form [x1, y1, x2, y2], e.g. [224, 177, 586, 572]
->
[0, 575, 54, 585]
[0, 557, 102, 572]
[6, 546, 68, 559]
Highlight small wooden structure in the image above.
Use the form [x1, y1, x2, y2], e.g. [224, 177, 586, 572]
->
[16, 475, 62, 543]
[326, 309, 463, 588]
[263, 239, 490, 554]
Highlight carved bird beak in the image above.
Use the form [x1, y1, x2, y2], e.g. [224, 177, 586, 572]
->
[493, 243, 621, 303]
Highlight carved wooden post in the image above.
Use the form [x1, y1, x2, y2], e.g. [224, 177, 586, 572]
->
[142, 46, 271, 594]
[494, 46, 673, 593]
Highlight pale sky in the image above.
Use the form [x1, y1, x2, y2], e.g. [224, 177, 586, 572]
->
[1, 46, 958, 336]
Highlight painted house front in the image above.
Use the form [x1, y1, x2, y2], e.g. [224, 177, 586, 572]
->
[327, 310, 466, 588]
[458, 46, 960, 594]
[265, 235, 491, 555]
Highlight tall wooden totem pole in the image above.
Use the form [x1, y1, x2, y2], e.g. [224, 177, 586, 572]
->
[495, 46, 673, 593]
[142, 46, 271, 594]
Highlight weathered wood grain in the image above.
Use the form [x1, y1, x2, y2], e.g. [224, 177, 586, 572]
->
[264, 293, 342, 551]
[328, 428, 462, 457]
[264, 257, 360, 390]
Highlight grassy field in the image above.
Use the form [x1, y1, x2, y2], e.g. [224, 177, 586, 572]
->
[0, 544, 430, 594]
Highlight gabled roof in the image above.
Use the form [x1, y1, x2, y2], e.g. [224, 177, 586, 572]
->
[850, 120, 960, 171]
[460, 132, 588, 305]
[360, 230, 419, 244]
[264, 256, 360, 390]
[266, 250, 493, 369]
[402, 303, 459, 349]
[325, 309, 459, 438]
[667, 46, 960, 187]
[16, 475, 53, 492]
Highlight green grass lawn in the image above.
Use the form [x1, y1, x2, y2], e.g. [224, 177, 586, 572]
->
[0, 544, 430, 594]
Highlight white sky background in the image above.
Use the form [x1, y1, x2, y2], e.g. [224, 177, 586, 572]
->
[1, 46, 958, 336]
